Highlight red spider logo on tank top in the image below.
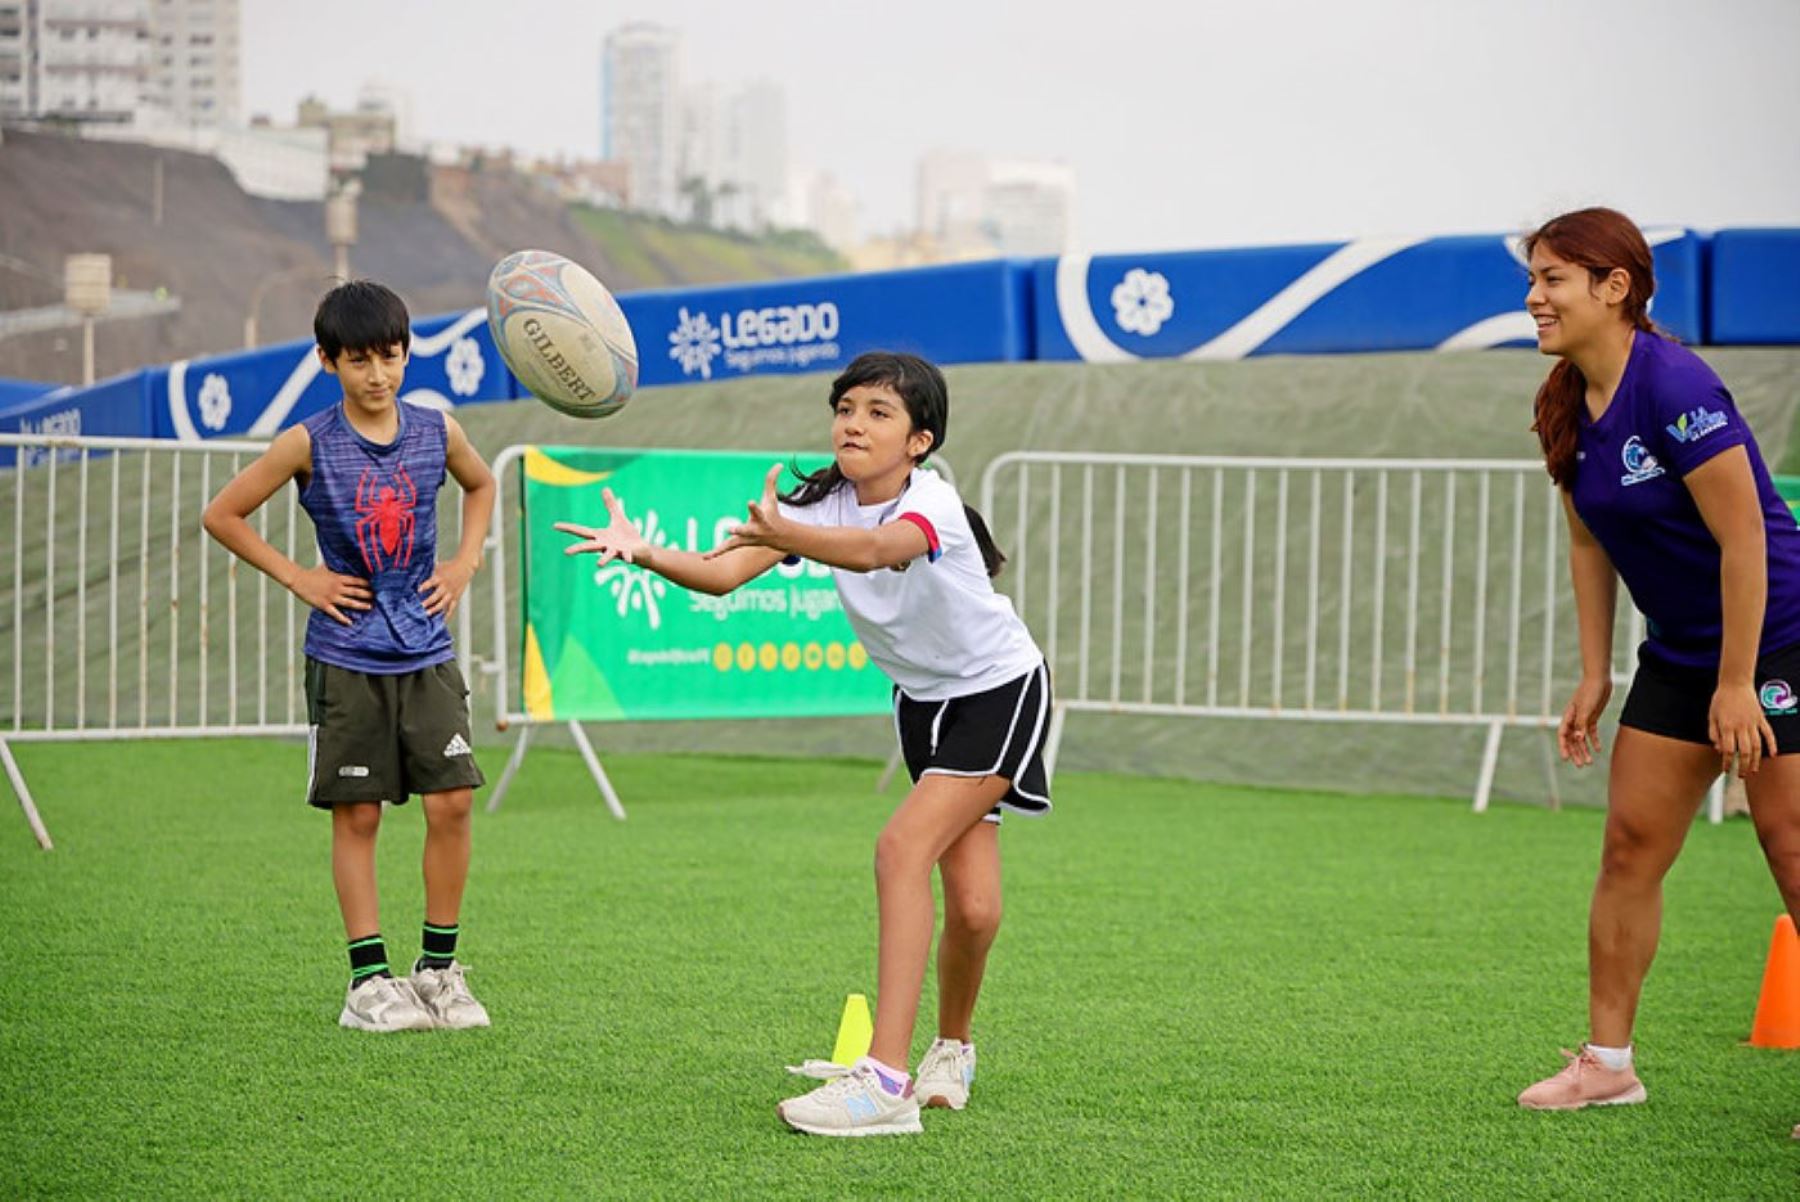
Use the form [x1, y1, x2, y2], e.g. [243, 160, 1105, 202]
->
[353, 467, 417, 573]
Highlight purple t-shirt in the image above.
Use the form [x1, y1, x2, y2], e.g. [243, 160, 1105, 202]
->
[298, 401, 455, 674]
[1570, 331, 1800, 668]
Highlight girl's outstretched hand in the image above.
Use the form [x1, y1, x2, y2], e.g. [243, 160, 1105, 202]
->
[706, 463, 788, 560]
[554, 487, 648, 566]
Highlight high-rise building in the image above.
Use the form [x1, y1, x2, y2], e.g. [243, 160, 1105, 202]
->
[983, 160, 1075, 256]
[0, 1, 34, 118]
[793, 169, 856, 253]
[916, 149, 1075, 258]
[145, 0, 238, 129]
[601, 22, 680, 218]
[4, 0, 239, 129]
[32, 0, 150, 124]
[673, 77, 788, 232]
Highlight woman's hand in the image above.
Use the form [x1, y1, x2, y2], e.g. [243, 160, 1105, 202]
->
[555, 487, 649, 567]
[1710, 682, 1777, 777]
[705, 464, 790, 560]
[1558, 676, 1613, 768]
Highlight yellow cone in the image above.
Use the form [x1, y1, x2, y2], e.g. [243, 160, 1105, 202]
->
[830, 993, 873, 1066]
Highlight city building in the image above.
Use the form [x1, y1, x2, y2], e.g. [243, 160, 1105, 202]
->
[144, 0, 238, 130]
[916, 149, 1076, 258]
[0, 1, 34, 118]
[31, 0, 149, 125]
[2, 0, 240, 130]
[297, 89, 396, 174]
[677, 77, 788, 231]
[601, 21, 680, 218]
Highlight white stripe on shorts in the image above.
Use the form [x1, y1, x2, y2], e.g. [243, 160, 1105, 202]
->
[983, 665, 1037, 775]
[305, 724, 319, 802]
[1008, 665, 1052, 804]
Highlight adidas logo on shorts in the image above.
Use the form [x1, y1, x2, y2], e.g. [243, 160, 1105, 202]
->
[443, 733, 472, 758]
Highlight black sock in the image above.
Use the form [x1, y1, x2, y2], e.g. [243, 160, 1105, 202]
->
[348, 934, 390, 989]
[417, 922, 459, 971]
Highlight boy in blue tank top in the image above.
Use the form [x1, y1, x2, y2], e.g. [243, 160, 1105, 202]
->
[203, 281, 496, 1033]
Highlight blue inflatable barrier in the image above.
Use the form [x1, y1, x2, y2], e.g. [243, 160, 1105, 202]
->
[1710, 229, 1800, 346]
[15, 223, 1789, 457]
[0, 376, 58, 411]
[155, 307, 517, 441]
[0, 372, 151, 468]
[616, 259, 1033, 390]
[1035, 229, 1705, 362]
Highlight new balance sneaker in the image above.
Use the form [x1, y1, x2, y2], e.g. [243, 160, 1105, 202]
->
[338, 975, 436, 1033]
[777, 1060, 922, 1137]
[409, 961, 491, 1030]
[1517, 1046, 1647, 1110]
[915, 1038, 976, 1110]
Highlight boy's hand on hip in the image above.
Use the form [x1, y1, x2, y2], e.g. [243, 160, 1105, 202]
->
[289, 564, 371, 626]
[420, 558, 477, 618]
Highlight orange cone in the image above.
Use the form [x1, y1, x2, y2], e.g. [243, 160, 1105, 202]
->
[1750, 915, 1800, 1048]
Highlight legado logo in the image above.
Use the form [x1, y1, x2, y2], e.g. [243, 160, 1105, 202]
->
[668, 301, 842, 379]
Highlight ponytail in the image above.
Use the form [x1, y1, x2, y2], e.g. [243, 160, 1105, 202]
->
[963, 503, 1007, 579]
[782, 462, 1010, 579]
[779, 459, 846, 508]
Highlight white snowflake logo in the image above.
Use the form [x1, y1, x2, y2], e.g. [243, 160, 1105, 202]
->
[446, 336, 485, 397]
[668, 306, 723, 379]
[593, 507, 670, 629]
[197, 373, 232, 431]
[1110, 268, 1175, 337]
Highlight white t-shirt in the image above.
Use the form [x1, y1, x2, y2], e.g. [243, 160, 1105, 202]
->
[778, 468, 1043, 701]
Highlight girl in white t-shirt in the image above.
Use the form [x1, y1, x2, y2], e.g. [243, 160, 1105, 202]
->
[556, 352, 1050, 1138]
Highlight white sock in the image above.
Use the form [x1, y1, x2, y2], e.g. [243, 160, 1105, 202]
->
[1586, 1042, 1633, 1070]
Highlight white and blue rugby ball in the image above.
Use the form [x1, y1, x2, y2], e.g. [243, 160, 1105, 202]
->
[486, 250, 639, 419]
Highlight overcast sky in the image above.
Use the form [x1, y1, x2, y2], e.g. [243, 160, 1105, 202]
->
[243, 0, 1800, 253]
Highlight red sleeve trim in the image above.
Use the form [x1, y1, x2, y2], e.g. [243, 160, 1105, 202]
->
[896, 512, 942, 562]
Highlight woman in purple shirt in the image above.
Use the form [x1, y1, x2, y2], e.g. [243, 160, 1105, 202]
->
[1515, 208, 1800, 1118]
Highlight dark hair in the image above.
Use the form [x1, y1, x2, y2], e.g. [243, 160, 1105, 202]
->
[313, 279, 412, 361]
[782, 351, 1007, 578]
[1523, 208, 1665, 488]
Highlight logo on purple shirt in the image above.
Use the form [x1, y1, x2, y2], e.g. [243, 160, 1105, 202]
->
[1667, 407, 1728, 445]
[1620, 436, 1664, 487]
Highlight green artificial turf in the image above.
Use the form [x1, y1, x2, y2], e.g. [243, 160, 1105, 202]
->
[3, 740, 1798, 1199]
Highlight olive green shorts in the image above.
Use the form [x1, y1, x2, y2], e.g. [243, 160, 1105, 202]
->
[304, 656, 485, 808]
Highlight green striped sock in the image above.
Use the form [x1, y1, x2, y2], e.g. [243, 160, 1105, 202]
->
[418, 922, 458, 971]
[348, 934, 390, 989]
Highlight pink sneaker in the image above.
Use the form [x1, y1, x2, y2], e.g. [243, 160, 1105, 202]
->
[1517, 1046, 1647, 1110]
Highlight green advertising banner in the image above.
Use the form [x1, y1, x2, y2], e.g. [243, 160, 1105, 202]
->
[519, 446, 889, 722]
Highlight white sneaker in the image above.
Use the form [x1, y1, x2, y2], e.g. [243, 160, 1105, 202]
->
[338, 975, 435, 1032]
[409, 962, 491, 1030]
[915, 1037, 976, 1110]
[777, 1060, 922, 1137]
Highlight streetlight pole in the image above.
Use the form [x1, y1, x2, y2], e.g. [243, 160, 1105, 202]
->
[64, 254, 111, 387]
[325, 185, 359, 282]
[244, 266, 319, 348]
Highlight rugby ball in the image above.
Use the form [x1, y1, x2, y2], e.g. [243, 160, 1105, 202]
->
[486, 250, 638, 419]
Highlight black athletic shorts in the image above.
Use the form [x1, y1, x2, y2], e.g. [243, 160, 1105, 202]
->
[304, 656, 485, 808]
[894, 661, 1053, 824]
[1619, 640, 1800, 751]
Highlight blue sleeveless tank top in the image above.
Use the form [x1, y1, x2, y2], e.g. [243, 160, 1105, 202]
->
[298, 401, 455, 674]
